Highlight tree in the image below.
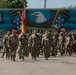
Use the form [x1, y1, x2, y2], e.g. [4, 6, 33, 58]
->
[0, 0, 27, 8]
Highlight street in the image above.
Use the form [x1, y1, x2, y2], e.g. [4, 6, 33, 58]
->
[0, 53, 76, 75]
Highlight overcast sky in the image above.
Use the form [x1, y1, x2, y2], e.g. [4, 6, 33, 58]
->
[27, 0, 76, 8]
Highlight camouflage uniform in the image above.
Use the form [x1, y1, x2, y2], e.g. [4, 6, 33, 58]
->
[71, 33, 75, 54]
[58, 32, 65, 56]
[18, 33, 28, 61]
[65, 34, 71, 55]
[28, 30, 41, 60]
[67, 34, 73, 56]
[52, 33, 58, 57]
[41, 31, 49, 55]
[41, 32, 52, 60]
[1, 32, 10, 59]
[8, 30, 18, 61]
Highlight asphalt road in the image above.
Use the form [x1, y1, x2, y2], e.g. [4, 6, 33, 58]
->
[0, 53, 76, 75]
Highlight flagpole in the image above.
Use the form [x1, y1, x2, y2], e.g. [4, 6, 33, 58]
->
[51, 10, 60, 33]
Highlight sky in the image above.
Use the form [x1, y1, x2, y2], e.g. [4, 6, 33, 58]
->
[27, 0, 76, 8]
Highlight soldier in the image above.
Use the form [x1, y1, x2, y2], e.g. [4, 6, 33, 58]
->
[28, 30, 41, 60]
[41, 31, 48, 55]
[52, 32, 58, 57]
[65, 33, 72, 56]
[1, 31, 10, 59]
[71, 32, 75, 54]
[41, 31, 52, 60]
[18, 32, 28, 61]
[68, 33, 73, 56]
[37, 32, 42, 56]
[58, 32, 65, 56]
[8, 30, 18, 61]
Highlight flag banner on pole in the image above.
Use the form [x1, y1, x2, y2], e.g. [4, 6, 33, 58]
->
[21, 4, 26, 34]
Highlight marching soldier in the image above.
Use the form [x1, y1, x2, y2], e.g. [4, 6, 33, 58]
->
[71, 32, 75, 54]
[41, 31, 52, 60]
[52, 33, 58, 57]
[1, 31, 10, 59]
[28, 30, 41, 60]
[8, 30, 18, 61]
[65, 34, 72, 56]
[18, 32, 28, 61]
[58, 32, 65, 56]
[68, 33, 73, 56]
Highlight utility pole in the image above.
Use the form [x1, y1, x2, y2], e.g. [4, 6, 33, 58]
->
[44, 0, 46, 9]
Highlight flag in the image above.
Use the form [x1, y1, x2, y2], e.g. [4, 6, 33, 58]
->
[11, 15, 21, 30]
[53, 10, 70, 33]
[10, 15, 21, 34]
[21, 4, 26, 34]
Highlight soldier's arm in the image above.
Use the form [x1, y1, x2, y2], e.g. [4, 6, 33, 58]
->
[2, 35, 6, 45]
[8, 36, 11, 47]
[28, 36, 32, 46]
[18, 35, 22, 46]
[41, 37, 44, 45]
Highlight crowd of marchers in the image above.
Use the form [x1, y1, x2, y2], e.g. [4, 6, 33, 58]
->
[1, 30, 76, 61]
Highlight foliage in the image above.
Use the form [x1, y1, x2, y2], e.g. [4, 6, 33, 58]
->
[0, 0, 27, 8]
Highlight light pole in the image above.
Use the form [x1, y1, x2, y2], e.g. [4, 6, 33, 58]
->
[44, 0, 46, 9]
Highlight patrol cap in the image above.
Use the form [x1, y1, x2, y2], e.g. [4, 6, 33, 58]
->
[54, 32, 57, 35]
[59, 32, 63, 35]
[33, 30, 37, 33]
[12, 29, 16, 32]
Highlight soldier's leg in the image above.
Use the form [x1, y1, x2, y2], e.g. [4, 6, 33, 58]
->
[12, 49, 16, 61]
[21, 49, 25, 61]
[45, 47, 49, 60]
[43, 46, 47, 59]
[60, 45, 63, 56]
[34, 47, 38, 60]
[9, 50, 12, 61]
[6, 47, 10, 60]
[52, 46, 55, 56]
[1, 48, 6, 58]
[36, 47, 40, 57]
[31, 47, 34, 59]
[18, 48, 22, 60]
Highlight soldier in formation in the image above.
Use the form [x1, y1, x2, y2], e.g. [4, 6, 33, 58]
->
[1, 31, 10, 59]
[18, 32, 28, 61]
[28, 30, 41, 60]
[41, 31, 52, 60]
[1, 30, 76, 61]
[8, 30, 18, 61]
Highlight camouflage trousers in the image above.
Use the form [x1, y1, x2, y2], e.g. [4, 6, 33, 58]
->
[43, 46, 50, 59]
[9, 47, 17, 61]
[59, 44, 65, 56]
[67, 44, 73, 56]
[31, 45, 40, 60]
[18, 45, 28, 60]
[52, 43, 57, 57]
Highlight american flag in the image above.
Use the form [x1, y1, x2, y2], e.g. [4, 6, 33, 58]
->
[53, 10, 70, 33]
[11, 15, 21, 34]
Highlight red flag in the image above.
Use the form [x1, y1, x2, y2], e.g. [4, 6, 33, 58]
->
[21, 4, 26, 34]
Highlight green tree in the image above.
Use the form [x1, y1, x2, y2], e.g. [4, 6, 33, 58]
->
[0, 0, 27, 8]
